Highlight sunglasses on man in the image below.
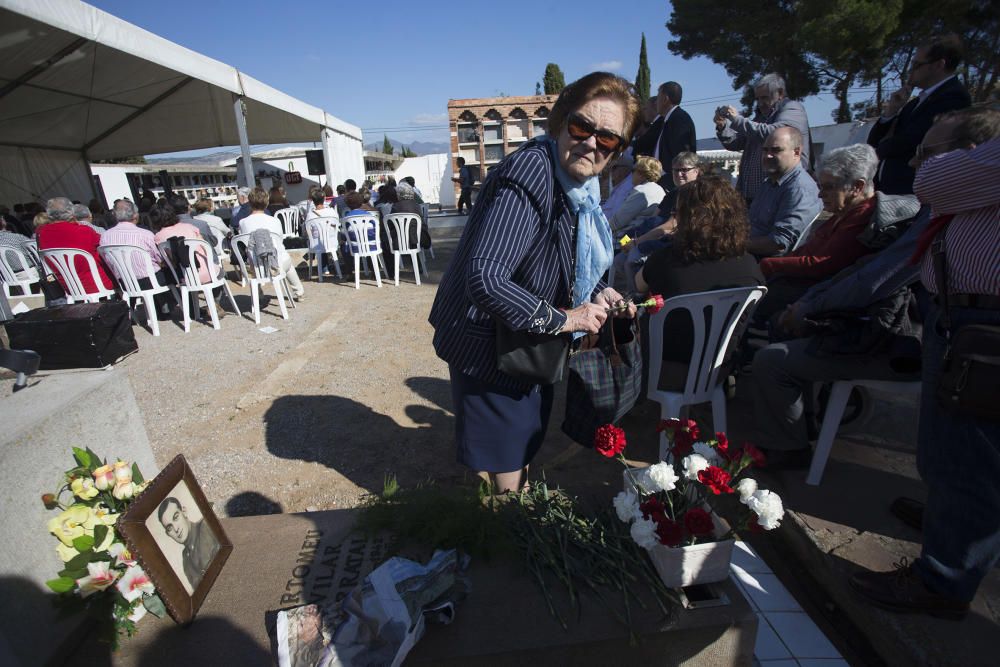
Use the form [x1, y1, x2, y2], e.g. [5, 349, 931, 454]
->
[566, 113, 625, 153]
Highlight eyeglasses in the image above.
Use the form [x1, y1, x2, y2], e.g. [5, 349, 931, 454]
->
[910, 58, 939, 71]
[672, 167, 697, 174]
[566, 113, 625, 153]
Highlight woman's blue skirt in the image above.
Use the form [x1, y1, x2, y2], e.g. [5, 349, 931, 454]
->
[449, 366, 554, 472]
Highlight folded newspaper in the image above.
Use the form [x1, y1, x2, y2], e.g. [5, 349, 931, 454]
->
[276, 549, 469, 667]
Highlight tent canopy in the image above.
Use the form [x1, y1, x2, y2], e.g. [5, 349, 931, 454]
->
[0, 0, 362, 202]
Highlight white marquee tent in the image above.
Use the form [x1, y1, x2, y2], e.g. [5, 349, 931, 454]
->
[0, 0, 363, 205]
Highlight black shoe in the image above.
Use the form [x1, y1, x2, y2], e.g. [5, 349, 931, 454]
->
[849, 559, 969, 620]
[758, 446, 812, 471]
[890, 497, 924, 532]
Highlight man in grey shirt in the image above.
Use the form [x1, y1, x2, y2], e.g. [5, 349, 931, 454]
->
[747, 127, 822, 257]
[716, 72, 811, 204]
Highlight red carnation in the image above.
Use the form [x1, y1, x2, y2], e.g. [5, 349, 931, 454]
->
[671, 419, 700, 458]
[715, 432, 741, 462]
[697, 465, 735, 495]
[655, 517, 683, 547]
[594, 424, 627, 458]
[640, 497, 666, 523]
[683, 507, 715, 537]
[742, 442, 766, 468]
[646, 294, 665, 314]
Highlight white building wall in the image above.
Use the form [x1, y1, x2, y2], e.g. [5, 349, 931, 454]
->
[394, 154, 454, 206]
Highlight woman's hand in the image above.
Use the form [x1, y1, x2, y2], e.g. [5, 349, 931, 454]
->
[562, 302, 608, 334]
[595, 287, 637, 318]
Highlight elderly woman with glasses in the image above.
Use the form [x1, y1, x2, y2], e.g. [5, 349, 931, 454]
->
[755, 143, 918, 323]
[430, 72, 641, 493]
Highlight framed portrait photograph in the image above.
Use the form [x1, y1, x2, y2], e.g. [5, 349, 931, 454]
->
[118, 454, 232, 624]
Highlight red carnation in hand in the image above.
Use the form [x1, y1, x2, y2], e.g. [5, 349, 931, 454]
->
[594, 424, 627, 458]
[683, 507, 715, 537]
[643, 294, 665, 314]
[697, 465, 735, 495]
[655, 517, 683, 547]
[742, 442, 767, 468]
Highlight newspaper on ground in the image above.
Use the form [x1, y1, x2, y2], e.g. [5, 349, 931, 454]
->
[276, 549, 469, 667]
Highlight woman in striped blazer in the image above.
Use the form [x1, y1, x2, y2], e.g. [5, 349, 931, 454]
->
[429, 72, 641, 493]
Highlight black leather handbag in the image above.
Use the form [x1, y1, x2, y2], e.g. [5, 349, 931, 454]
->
[495, 320, 570, 385]
[932, 235, 1000, 421]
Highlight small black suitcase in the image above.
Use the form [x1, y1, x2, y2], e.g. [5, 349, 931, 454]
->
[6, 301, 138, 370]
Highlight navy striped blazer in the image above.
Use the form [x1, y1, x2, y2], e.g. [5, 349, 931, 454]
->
[430, 139, 600, 391]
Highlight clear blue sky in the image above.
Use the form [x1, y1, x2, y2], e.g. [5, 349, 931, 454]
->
[88, 0, 856, 154]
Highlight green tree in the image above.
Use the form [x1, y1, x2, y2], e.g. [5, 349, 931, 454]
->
[382, 134, 394, 155]
[667, 1, 1000, 122]
[543, 64, 566, 95]
[535, 81, 542, 95]
[635, 33, 651, 106]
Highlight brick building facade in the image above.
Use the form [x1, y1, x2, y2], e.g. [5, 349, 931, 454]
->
[447, 94, 557, 201]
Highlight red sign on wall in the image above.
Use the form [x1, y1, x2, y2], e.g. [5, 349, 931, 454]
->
[284, 171, 303, 184]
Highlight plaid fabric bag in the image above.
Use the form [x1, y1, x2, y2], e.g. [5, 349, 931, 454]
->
[561, 315, 643, 447]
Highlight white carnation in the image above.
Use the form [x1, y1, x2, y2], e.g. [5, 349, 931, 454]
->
[613, 490, 639, 523]
[747, 489, 784, 530]
[736, 478, 758, 505]
[682, 454, 710, 481]
[646, 462, 679, 493]
[630, 516, 659, 549]
[693, 441, 721, 463]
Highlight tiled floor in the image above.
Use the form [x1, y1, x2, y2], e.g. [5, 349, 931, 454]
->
[732, 541, 847, 666]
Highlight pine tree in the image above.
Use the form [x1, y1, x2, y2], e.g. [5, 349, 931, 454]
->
[382, 134, 394, 155]
[635, 33, 651, 106]
[543, 64, 565, 95]
[535, 81, 542, 95]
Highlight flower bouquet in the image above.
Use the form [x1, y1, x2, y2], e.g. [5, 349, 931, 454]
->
[595, 419, 784, 587]
[43, 447, 164, 648]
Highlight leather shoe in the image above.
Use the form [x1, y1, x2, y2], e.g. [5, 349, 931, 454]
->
[889, 496, 924, 532]
[849, 560, 969, 619]
[758, 446, 812, 471]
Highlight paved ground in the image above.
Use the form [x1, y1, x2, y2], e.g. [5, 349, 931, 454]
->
[5, 215, 998, 665]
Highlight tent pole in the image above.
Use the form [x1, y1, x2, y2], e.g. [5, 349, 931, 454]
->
[82, 152, 102, 205]
[233, 96, 254, 187]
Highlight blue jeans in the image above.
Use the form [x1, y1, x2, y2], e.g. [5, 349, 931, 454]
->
[914, 303, 1000, 601]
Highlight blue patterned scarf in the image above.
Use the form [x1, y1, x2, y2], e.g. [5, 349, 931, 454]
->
[544, 137, 613, 310]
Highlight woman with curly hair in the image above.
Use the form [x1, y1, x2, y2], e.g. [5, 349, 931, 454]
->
[635, 176, 763, 390]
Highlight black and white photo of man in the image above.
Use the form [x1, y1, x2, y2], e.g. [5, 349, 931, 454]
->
[157, 495, 219, 592]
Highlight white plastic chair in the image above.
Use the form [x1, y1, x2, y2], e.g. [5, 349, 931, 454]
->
[157, 239, 239, 332]
[98, 244, 179, 337]
[343, 213, 386, 289]
[806, 379, 922, 486]
[39, 247, 117, 303]
[274, 207, 300, 238]
[382, 213, 426, 286]
[0, 246, 41, 297]
[231, 232, 296, 324]
[647, 286, 767, 460]
[305, 217, 343, 282]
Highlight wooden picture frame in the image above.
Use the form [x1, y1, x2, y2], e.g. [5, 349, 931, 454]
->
[118, 454, 232, 624]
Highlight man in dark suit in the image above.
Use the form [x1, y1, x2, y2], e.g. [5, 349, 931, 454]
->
[867, 33, 971, 195]
[636, 82, 696, 191]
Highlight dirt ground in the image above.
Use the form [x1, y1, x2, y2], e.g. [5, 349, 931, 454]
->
[59, 231, 659, 519]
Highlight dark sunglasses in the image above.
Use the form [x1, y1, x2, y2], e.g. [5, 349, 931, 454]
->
[566, 113, 625, 153]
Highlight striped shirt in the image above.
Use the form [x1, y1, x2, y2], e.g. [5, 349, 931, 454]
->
[917, 138, 1000, 295]
[101, 222, 161, 279]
